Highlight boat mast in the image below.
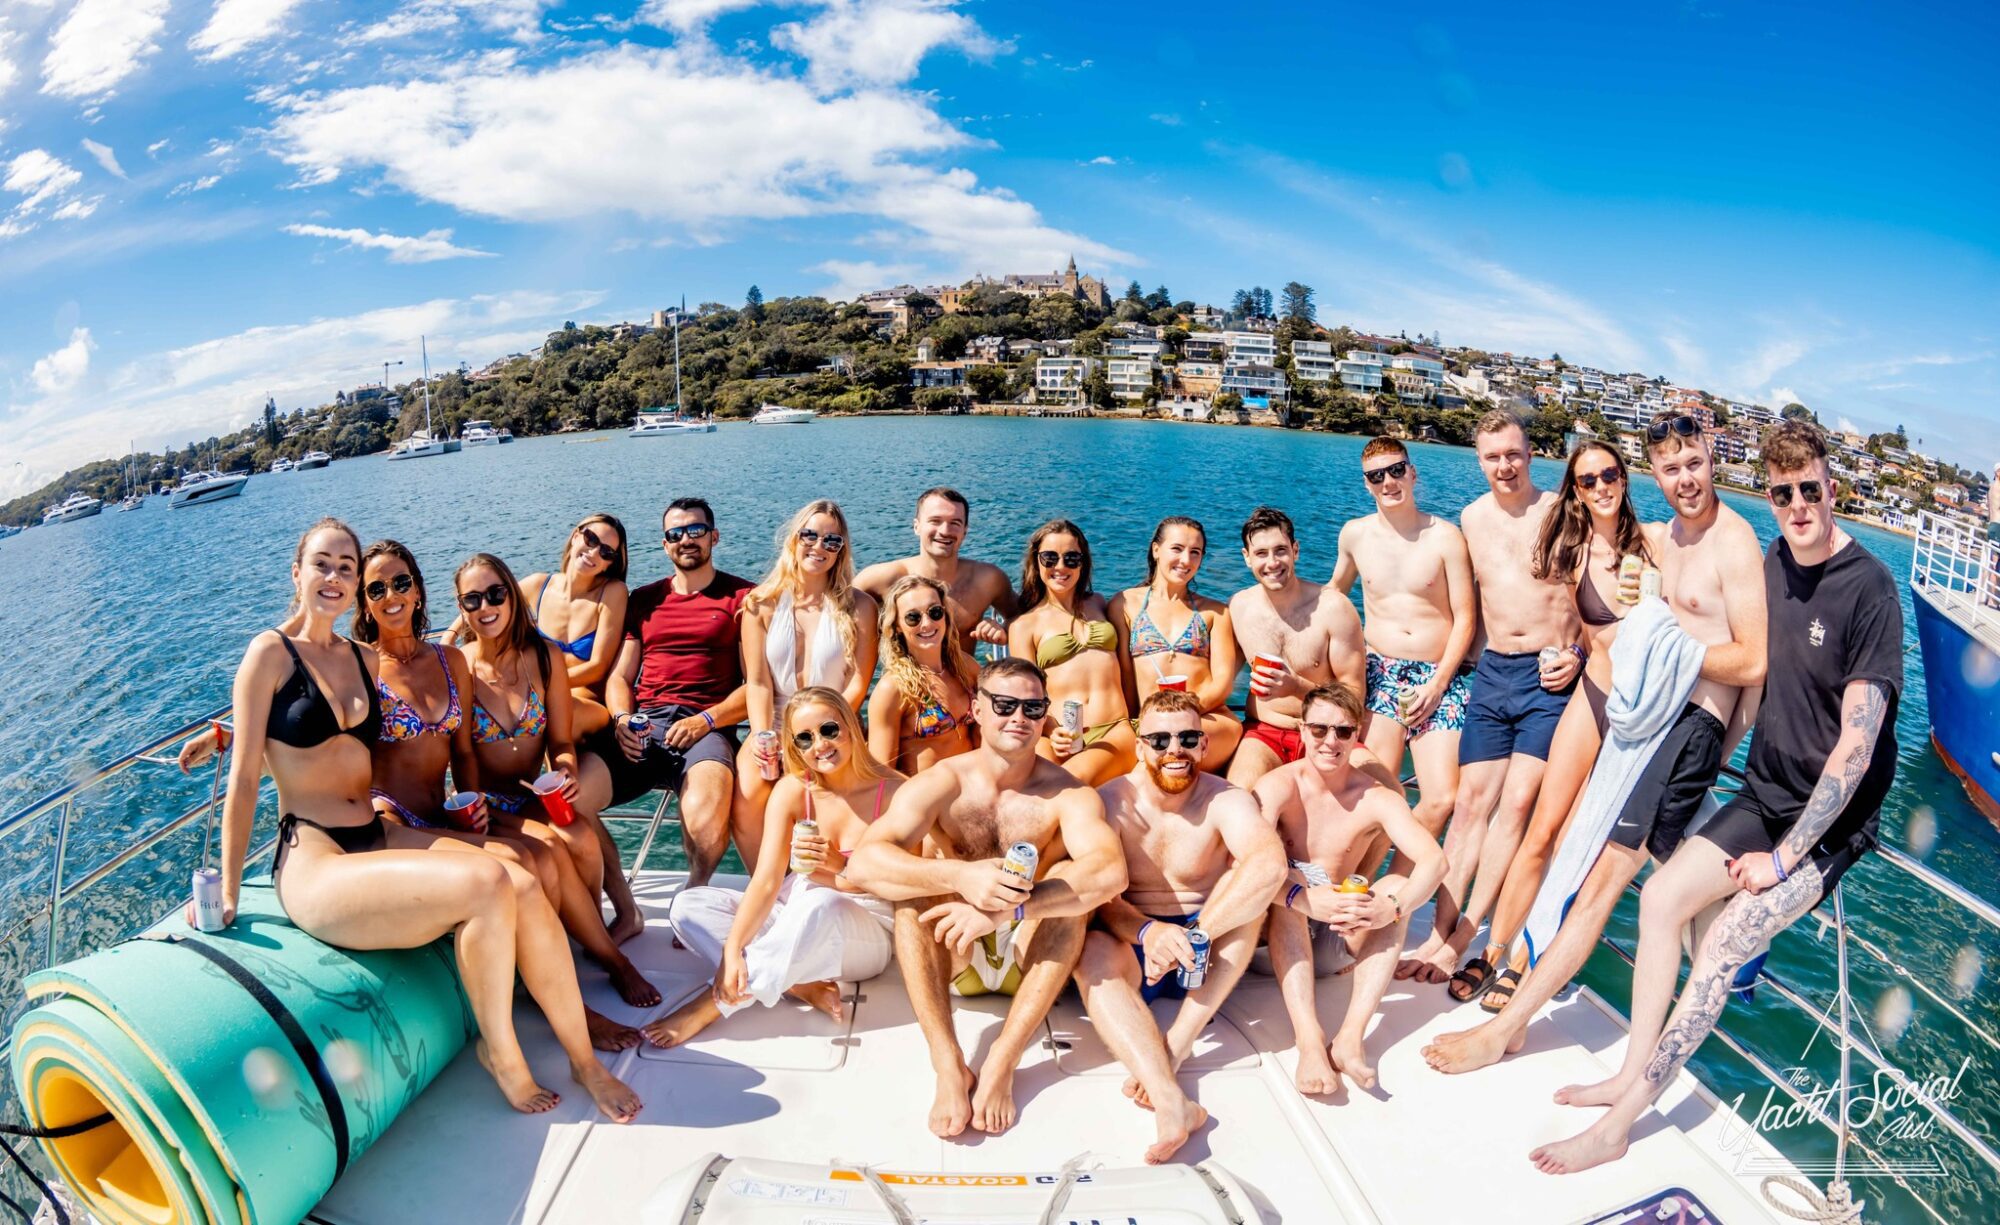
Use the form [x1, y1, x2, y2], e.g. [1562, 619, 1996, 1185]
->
[673, 297, 684, 415]
[421, 335, 434, 436]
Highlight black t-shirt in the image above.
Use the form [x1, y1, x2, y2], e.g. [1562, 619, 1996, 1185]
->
[1742, 535, 1903, 846]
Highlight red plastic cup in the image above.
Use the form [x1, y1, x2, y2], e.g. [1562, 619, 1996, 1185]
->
[530, 772, 575, 826]
[443, 791, 479, 825]
[1157, 674, 1189, 692]
[1252, 652, 1285, 675]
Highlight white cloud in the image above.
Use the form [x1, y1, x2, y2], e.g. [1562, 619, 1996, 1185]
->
[638, 0, 765, 32]
[80, 138, 126, 178]
[1771, 386, 1803, 408]
[811, 258, 918, 299]
[772, 0, 1003, 90]
[146, 138, 170, 157]
[352, 1, 553, 44]
[1086, 155, 1116, 166]
[30, 327, 93, 394]
[3, 149, 83, 213]
[0, 21, 20, 96]
[1148, 113, 1182, 126]
[268, 44, 1123, 277]
[51, 196, 101, 220]
[283, 223, 495, 263]
[41, 0, 171, 99]
[169, 175, 223, 197]
[191, 0, 306, 60]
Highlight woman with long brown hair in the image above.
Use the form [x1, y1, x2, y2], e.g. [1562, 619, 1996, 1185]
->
[868, 574, 978, 773]
[1449, 442, 1659, 1007]
[521, 514, 630, 739]
[1108, 515, 1242, 772]
[1007, 518, 1136, 784]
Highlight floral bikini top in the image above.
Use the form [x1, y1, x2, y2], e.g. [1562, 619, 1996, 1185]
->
[376, 644, 464, 743]
[472, 684, 547, 744]
[1127, 588, 1212, 660]
[913, 694, 962, 739]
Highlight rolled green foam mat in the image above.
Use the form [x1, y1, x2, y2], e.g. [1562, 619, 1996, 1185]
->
[10, 883, 474, 1225]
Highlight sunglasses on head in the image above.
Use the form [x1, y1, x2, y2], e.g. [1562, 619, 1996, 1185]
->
[1303, 721, 1359, 742]
[365, 573, 416, 603]
[457, 584, 510, 612]
[980, 690, 1050, 720]
[1575, 466, 1623, 492]
[1768, 480, 1825, 508]
[791, 720, 844, 750]
[1363, 460, 1411, 485]
[663, 523, 713, 544]
[902, 603, 947, 628]
[577, 527, 620, 561]
[1037, 549, 1085, 570]
[1139, 729, 1205, 752]
[797, 526, 846, 553]
[1647, 415, 1701, 443]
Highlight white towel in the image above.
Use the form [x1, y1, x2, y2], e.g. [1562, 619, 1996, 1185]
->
[1517, 597, 1707, 964]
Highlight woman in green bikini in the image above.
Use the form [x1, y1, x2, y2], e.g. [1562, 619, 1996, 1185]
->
[1007, 519, 1136, 784]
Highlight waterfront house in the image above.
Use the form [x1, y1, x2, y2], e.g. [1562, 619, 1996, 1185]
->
[1291, 340, 1339, 383]
[1036, 356, 1098, 407]
[1224, 331, 1278, 365]
[1182, 333, 1227, 364]
[1107, 357, 1157, 403]
[1337, 350, 1387, 393]
[1222, 361, 1289, 405]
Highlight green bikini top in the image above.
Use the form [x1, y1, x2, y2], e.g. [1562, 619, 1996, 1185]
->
[1037, 619, 1117, 670]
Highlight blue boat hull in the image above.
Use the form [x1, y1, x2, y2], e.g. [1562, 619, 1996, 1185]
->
[1911, 584, 2000, 823]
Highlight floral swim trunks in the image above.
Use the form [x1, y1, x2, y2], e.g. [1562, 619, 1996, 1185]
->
[1365, 652, 1473, 738]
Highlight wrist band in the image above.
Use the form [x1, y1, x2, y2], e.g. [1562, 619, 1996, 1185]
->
[1136, 919, 1155, 945]
[1285, 883, 1303, 911]
[700, 710, 716, 730]
[1014, 902, 1026, 923]
[1771, 851, 1789, 883]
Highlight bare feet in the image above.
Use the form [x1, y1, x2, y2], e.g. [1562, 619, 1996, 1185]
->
[970, 1059, 1017, 1134]
[1395, 917, 1472, 985]
[1328, 1033, 1377, 1091]
[929, 1061, 975, 1138]
[572, 1058, 643, 1123]
[607, 956, 663, 1008]
[608, 906, 646, 946]
[1554, 1072, 1632, 1108]
[1529, 1120, 1629, 1174]
[586, 1007, 641, 1052]
[785, 980, 846, 1022]
[1293, 1039, 1339, 1095]
[642, 995, 721, 1048]
[1144, 1096, 1208, 1164]
[1121, 1074, 1155, 1111]
[475, 1039, 559, 1113]
[1421, 1021, 1525, 1074]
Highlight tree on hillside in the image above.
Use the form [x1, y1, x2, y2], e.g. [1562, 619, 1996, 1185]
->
[1146, 285, 1172, 311]
[1280, 281, 1316, 323]
[1781, 402, 1813, 421]
[966, 363, 1011, 403]
[745, 285, 764, 312]
[1027, 293, 1083, 338]
[1250, 287, 1273, 317]
[1230, 288, 1253, 317]
[1123, 280, 1145, 304]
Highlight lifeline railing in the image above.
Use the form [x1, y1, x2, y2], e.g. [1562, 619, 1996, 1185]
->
[0, 708, 1995, 1223]
[1910, 509, 1999, 613]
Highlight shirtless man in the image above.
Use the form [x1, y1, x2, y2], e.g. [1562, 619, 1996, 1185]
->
[1423, 410, 1767, 1075]
[1332, 437, 1477, 845]
[856, 487, 1017, 647]
[1076, 690, 1285, 1163]
[1225, 506, 1367, 789]
[1259, 684, 1447, 1094]
[845, 657, 1127, 1138]
[1400, 412, 1583, 986]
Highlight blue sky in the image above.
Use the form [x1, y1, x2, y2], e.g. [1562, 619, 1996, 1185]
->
[2, 0, 1995, 496]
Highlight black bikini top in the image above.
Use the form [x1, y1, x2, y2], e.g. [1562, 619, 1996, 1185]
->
[1576, 568, 1620, 629]
[266, 632, 383, 749]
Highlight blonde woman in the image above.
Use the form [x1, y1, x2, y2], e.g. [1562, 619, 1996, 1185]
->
[734, 500, 879, 866]
[1108, 515, 1243, 772]
[521, 514, 630, 739]
[1007, 519, 1136, 784]
[647, 688, 903, 1047]
[868, 574, 978, 773]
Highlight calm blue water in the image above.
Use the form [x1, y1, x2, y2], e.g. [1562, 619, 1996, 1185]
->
[0, 419, 1992, 1218]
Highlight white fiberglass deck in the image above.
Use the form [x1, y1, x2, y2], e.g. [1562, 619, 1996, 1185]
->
[307, 871, 1806, 1224]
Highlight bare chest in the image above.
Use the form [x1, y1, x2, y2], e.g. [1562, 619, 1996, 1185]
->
[943, 790, 1055, 860]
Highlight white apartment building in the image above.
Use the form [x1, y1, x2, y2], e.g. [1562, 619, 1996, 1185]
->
[1390, 354, 1446, 386]
[1035, 356, 1098, 406]
[1291, 339, 1339, 383]
[1223, 330, 1278, 364]
[1221, 362, 1287, 403]
[1338, 350, 1386, 393]
[1182, 333, 1227, 363]
[1105, 336, 1164, 359]
[1106, 357, 1156, 403]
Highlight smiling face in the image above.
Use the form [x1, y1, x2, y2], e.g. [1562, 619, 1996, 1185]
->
[1649, 435, 1715, 520]
[662, 506, 716, 572]
[293, 527, 360, 618]
[363, 552, 419, 633]
[1363, 454, 1414, 509]
[894, 584, 949, 657]
[1571, 445, 1627, 525]
[1241, 526, 1297, 590]
[1477, 424, 1531, 495]
[458, 564, 512, 640]
[914, 493, 967, 559]
[796, 510, 846, 577]
[570, 520, 623, 578]
[789, 698, 848, 777]
[1152, 524, 1205, 589]
[1036, 530, 1084, 597]
[1136, 706, 1203, 794]
[976, 670, 1048, 752]
[1299, 691, 1363, 775]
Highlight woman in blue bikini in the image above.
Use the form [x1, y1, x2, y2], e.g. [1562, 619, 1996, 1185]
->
[1109, 516, 1244, 772]
[867, 575, 978, 773]
[520, 514, 629, 739]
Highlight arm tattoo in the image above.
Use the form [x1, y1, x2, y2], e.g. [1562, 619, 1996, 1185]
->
[1778, 682, 1887, 864]
[1643, 863, 1824, 1090]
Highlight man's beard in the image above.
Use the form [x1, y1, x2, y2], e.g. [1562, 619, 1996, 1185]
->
[1146, 755, 1198, 794]
[672, 549, 708, 572]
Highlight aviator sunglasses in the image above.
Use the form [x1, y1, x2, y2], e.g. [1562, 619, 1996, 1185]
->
[797, 526, 846, 553]
[1363, 460, 1411, 485]
[979, 690, 1051, 720]
[457, 584, 510, 612]
[1303, 721, 1360, 742]
[1139, 729, 1205, 752]
[365, 573, 416, 603]
[1768, 480, 1825, 508]
[902, 603, 948, 628]
[1575, 466, 1623, 492]
[791, 721, 844, 750]
[663, 523, 714, 544]
[1037, 550, 1085, 569]
[1647, 414, 1701, 443]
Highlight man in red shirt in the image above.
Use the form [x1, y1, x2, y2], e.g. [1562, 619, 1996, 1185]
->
[592, 497, 754, 890]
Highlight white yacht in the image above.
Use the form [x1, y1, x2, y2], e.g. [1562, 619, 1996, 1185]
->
[459, 419, 501, 446]
[629, 409, 715, 437]
[296, 450, 331, 470]
[40, 491, 103, 524]
[117, 493, 143, 512]
[168, 469, 250, 508]
[269, 456, 295, 474]
[386, 430, 449, 461]
[752, 403, 816, 424]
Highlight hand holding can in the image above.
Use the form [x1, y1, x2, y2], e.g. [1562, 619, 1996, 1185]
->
[1617, 554, 1645, 605]
[756, 729, 782, 782]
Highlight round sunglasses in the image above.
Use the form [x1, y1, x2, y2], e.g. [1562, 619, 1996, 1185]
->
[797, 527, 845, 553]
[791, 720, 844, 750]
[901, 603, 947, 628]
[365, 573, 416, 603]
[1575, 466, 1623, 491]
[1037, 550, 1085, 570]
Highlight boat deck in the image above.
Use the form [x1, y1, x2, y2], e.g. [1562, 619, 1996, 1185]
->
[1918, 580, 2000, 656]
[308, 871, 1804, 1224]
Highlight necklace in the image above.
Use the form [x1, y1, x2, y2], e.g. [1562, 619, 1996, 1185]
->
[381, 640, 425, 665]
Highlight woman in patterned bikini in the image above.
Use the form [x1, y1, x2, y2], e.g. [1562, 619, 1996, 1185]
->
[868, 575, 978, 773]
[1109, 515, 1243, 772]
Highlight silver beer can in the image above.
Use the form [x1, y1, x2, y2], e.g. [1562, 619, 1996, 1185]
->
[1060, 699, 1083, 733]
[192, 866, 227, 932]
[1002, 841, 1039, 884]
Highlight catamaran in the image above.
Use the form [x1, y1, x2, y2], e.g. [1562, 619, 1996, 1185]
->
[39, 491, 102, 524]
[386, 338, 457, 462]
[628, 305, 716, 436]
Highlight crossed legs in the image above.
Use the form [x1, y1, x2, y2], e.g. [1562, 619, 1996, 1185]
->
[1270, 873, 1411, 1094]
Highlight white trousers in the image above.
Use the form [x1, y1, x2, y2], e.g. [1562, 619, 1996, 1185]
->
[668, 876, 895, 1016]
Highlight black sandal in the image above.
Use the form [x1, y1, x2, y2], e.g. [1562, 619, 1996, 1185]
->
[1480, 965, 1523, 1014]
[1447, 956, 1495, 1003]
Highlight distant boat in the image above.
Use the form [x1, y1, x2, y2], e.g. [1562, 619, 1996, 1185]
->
[495, 428, 514, 444]
[169, 470, 250, 508]
[117, 494, 143, 512]
[460, 420, 501, 446]
[296, 450, 331, 470]
[0, 523, 21, 540]
[629, 408, 715, 437]
[269, 457, 295, 473]
[387, 336, 456, 461]
[117, 445, 144, 509]
[1910, 511, 2000, 822]
[42, 492, 103, 524]
[752, 403, 816, 425]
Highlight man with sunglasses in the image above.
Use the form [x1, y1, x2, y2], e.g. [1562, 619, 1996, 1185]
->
[856, 487, 1018, 648]
[1527, 420, 1902, 1176]
[1074, 689, 1285, 1162]
[1255, 683, 1446, 1095]
[846, 657, 1126, 1141]
[594, 497, 755, 888]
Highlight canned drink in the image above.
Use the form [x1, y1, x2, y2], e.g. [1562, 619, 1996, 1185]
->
[1179, 928, 1212, 990]
[1338, 874, 1371, 894]
[1003, 841, 1039, 885]
[1396, 687, 1422, 721]
[1060, 700, 1083, 733]
[1640, 567, 1663, 601]
[757, 729, 782, 781]
[1617, 554, 1645, 605]
[627, 713, 651, 742]
[192, 866, 226, 932]
[789, 814, 820, 873]
[1537, 646, 1564, 675]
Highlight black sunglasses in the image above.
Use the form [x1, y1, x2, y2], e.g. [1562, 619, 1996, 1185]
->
[578, 527, 621, 561]
[1302, 721, 1359, 742]
[663, 523, 714, 544]
[1139, 729, 1205, 752]
[1769, 480, 1825, 508]
[457, 584, 510, 611]
[365, 573, 416, 603]
[902, 603, 947, 628]
[1363, 460, 1411, 485]
[791, 720, 844, 750]
[797, 527, 846, 553]
[979, 690, 1051, 720]
[1037, 550, 1085, 569]
[1647, 415, 1701, 443]
[1575, 467, 1623, 492]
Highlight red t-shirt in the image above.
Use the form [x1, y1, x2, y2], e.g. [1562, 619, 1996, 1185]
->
[623, 572, 754, 712]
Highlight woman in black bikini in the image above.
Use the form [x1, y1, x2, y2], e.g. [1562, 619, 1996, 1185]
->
[215, 518, 641, 1123]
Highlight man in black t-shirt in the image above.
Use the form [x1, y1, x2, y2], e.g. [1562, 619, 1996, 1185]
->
[1528, 421, 1903, 1176]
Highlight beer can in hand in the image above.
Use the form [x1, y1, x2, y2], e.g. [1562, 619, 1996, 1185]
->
[1338, 874, 1371, 894]
[1538, 646, 1564, 676]
[1003, 841, 1039, 885]
[627, 713, 651, 743]
[789, 814, 820, 873]
[1617, 554, 1645, 605]
[757, 729, 782, 781]
[192, 867, 226, 932]
[1060, 700, 1083, 733]
[1179, 928, 1211, 990]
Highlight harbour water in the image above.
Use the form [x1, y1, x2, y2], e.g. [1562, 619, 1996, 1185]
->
[0, 418, 1993, 1219]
